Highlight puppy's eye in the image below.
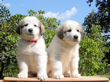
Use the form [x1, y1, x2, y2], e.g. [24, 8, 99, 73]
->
[67, 29, 72, 32]
[34, 24, 37, 27]
[20, 26, 24, 28]
[77, 29, 80, 32]
[24, 24, 28, 27]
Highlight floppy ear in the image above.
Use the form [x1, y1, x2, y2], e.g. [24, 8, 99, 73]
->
[16, 25, 21, 35]
[79, 25, 84, 40]
[39, 22, 45, 35]
[57, 26, 64, 39]
[16, 18, 25, 35]
[80, 31, 84, 40]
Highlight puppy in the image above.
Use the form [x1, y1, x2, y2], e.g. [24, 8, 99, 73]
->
[16, 16, 47, 80]
[47, 20, 83, 79]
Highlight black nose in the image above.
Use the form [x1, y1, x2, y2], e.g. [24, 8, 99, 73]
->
[74, 35, 78, 40]
[28, 29, 33, 33]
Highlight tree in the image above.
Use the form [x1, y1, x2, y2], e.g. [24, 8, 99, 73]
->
[0, 8, 25, 78]
[85, 0, 110, 41]
[83, 12, 99, 33]
[0, 3, 10, 23]
[85, 0, 110, 42]
[87, 0, 110, 33]
[0, 2, 26, 78]
[84, 0, 110, 68]
[0, 3, 12, 78]
[79, 25, 108, 75]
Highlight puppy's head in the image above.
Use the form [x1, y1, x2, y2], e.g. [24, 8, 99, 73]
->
[57, 20, 83, 44]
[16, 16, 45, 40]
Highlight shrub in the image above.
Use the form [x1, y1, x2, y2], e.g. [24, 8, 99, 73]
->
[79, 25, 109, 75]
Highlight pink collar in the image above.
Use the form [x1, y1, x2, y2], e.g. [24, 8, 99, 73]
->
[27, 40, 38, 43]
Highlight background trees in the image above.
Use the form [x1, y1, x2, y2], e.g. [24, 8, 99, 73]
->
[0, 3, 25, 78]
[84, 0, 110, 69]
[79, 25, 109, 75]
[86, 0, 110, 33]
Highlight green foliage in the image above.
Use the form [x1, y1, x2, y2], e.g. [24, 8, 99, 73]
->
[0, 32, 18, 77]
[79, 25, 109, 76]
[84, 0, 110, 74]
[83, 12, 99, 33]
[0, 3, 10, 23]
[0, 3, 26, 78]
[42, 17, 60, 47]
[80, 35, 106, 75]
[87, 0, 110, 33]
[85, 0, 110, 43]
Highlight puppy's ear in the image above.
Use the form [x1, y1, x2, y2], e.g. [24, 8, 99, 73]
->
[57, 26, 64, 39]
[79, 25, 84, 40]
[39, 22, 45, 35]
[81, 31, 84, 40]
[16, 25, 21, 35]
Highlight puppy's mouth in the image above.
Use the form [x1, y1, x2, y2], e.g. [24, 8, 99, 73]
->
[26, 32, 35, 36]
[73, 40, 78, 42]
[22, 33, 34, 38]
[27, 33, 34, 35]
[72, 40, 80, 43]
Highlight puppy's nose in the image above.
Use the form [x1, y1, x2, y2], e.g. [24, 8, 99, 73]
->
[28, 28, 33, 33]
[73, 35, 78, 40]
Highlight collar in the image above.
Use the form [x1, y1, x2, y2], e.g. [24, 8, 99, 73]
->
[26, 40, 38, 43]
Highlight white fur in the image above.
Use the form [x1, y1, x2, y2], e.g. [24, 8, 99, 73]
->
[16, 16, 47, 80]
[47, 20, 82, 79]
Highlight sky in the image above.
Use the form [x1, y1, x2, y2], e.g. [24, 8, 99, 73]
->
[1, 0, 97, 24]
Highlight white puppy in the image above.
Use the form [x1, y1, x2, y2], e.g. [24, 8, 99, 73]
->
[16, 16, 47, 80]
[47, 20, 83, 79]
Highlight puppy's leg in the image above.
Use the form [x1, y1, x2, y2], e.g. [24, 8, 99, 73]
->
[17, 57, 28, 78]
[52, 58, 64, 79]
[36, 54, 48, 80]
[63, 65, 71, 77]
[70, 51, 80, 78]
[47, 60, 52, 77]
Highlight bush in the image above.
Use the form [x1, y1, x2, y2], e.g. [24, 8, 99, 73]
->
[0, 32, 18, 78]
[79, 25, 109, 76]
[79, 35, 106, 75]
[0, 3, 26, 78]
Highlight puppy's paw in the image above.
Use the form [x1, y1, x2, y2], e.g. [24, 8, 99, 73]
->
[53, 73, 64, 79]
[37, 73, 48, 80]
[17, 72, 28, 78]
[71, 73, 81, 78]
[64, 71, 71, 77]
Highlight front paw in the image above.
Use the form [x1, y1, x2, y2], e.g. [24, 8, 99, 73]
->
[71, 73, 81, 78]
[53, 73, 64, 79]
[17, 72, 28, 78]
[37, 73, 48, 80]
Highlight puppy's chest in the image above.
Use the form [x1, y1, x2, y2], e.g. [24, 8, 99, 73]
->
[60, 47, 76, 60]
[18, 43, 40, 55]
[62, 50, 73, 58]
